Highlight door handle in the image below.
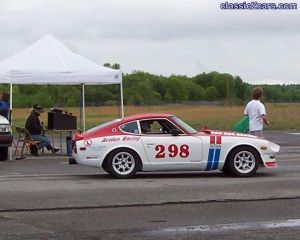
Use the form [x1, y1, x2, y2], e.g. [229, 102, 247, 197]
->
[146, 142, 155, 145]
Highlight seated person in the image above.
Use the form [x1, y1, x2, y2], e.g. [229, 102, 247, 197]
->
[140, 120, 153, 134]
[25, 105, 59, 156]
[0, 92, 10, 120]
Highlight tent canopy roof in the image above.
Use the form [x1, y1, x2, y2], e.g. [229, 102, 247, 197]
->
[0, 34, 122, 85]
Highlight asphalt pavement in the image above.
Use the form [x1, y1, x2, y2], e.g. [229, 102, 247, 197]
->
[0, 131, 299, 240]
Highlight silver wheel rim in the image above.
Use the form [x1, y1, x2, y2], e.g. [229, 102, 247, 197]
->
[112, 152, 135, 175]
[233, 151, 256, 174]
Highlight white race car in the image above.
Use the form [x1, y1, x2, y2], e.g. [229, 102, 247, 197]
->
[0, 115, 13, 161]
[71, 113, 279, 178]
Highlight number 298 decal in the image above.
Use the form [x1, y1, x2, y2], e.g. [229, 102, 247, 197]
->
[155, 144, 189, 159]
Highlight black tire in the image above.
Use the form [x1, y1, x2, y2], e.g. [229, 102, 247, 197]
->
[106, 148, 140, 179]
[221, 162, 231, 176]
[0, 147, 8, 161]
[101, 161, 110, 174]
[226, 146, 260, 177]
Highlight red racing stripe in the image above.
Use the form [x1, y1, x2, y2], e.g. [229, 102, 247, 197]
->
[216, 135, 221, 144]
[210, 135, 216, 144]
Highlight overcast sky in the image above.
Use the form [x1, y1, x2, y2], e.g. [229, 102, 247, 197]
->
[0, 0, 299, 84]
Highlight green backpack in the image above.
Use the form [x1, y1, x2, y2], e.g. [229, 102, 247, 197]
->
[232, 116, 249, 133]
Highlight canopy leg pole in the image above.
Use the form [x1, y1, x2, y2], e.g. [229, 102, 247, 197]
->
[82, 84, 86, 132]
[80, 86, 82, 131]
[120, 81, 124, 118]
[9, 84, 12, 118]
[9, 83, 13, 161]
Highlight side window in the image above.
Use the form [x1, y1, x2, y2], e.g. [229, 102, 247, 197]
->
[120, 121, 139, 134]
[140, 120, 153, 134]
[139, 119, 184, 134]
[158, 119, 184, 134]
[149, 121, 161, 133]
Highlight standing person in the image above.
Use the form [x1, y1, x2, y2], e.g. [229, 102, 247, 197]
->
[0, 92, 10, 120]
[25, 105, 59, 156]
[244, 87, 269, 137]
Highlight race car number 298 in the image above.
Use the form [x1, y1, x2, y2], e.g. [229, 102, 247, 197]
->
[155, 144, 190, 158]
[72, 113, 279, 178]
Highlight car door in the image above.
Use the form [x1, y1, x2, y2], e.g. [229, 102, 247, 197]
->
[142, 135, 203, 164]
[140, 119, 203, 165]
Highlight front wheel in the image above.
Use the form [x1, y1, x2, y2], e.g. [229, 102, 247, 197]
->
[106, 149, 140, 178]
[226, 146, 260, 177]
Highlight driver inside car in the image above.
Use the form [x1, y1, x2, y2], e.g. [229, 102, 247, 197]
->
[140, 121, 153, 134]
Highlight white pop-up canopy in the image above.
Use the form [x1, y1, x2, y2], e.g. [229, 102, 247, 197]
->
[0, 34, 124, 131]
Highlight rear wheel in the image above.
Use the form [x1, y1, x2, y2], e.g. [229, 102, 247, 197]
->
[101, 161, 110, 174]
[226, 146, 260, 177]
[106, 148, 140, 178]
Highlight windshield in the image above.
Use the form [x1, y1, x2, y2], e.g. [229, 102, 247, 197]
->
[86, 119, 121, 133]
[171, 116, 197, 134]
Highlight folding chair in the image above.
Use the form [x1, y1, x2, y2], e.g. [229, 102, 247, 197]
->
[15, 127, 41, 159]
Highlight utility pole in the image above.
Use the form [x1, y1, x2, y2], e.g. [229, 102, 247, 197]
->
[227, 77, 230, 107]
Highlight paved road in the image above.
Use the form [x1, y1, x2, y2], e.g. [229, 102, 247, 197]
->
[0, 131, 299, 239]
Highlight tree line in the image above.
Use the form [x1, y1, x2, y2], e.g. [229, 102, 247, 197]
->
[1, 67, 300, 108]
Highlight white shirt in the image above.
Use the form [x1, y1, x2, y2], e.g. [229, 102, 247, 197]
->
[244, 99, 266, 131]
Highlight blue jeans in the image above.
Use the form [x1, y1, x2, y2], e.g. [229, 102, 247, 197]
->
[31, 135, 52, 150]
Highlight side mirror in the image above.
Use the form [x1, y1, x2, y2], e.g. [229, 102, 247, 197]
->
[171, 129, 181, 136]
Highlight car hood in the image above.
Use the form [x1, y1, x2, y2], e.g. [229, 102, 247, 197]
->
[195, 129, 258, 139]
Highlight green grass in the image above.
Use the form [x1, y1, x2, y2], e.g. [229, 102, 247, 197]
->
[10, 103, 300, 131]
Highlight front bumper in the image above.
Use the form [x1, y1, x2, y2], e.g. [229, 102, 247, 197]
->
[261, 142, 280, 168]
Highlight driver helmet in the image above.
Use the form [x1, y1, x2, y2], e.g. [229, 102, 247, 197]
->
[140, 121, 151, 133]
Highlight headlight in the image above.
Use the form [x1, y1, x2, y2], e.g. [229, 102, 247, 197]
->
[0, 124, 11, 133]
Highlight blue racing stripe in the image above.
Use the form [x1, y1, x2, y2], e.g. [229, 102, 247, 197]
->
[212, 148, 220, 170]
[205, 147, 215, 171]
